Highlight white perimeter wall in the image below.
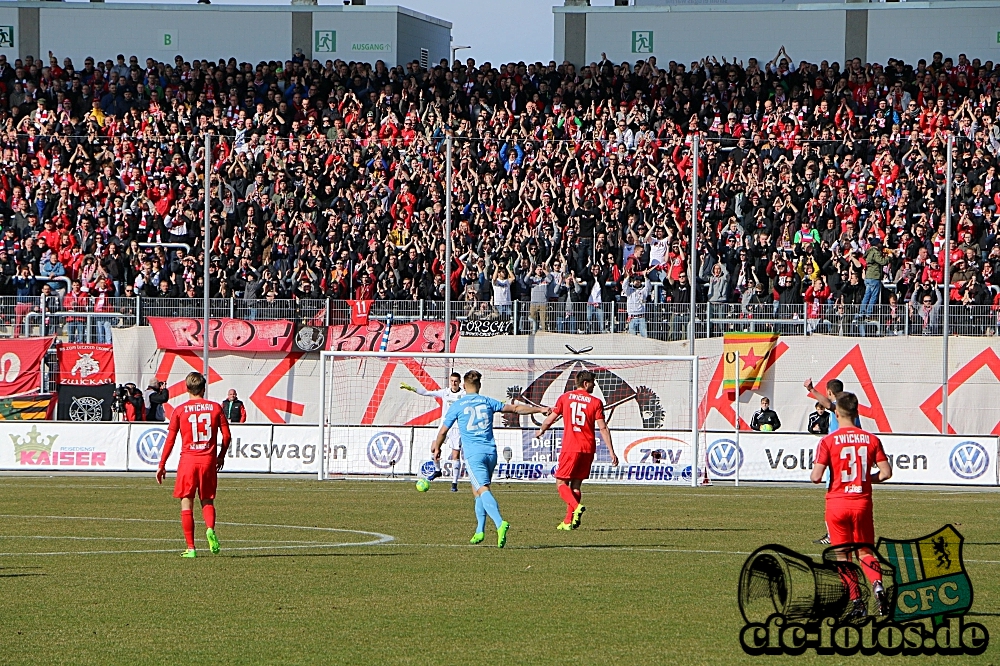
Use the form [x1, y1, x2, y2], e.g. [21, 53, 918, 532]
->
[579, 7, 847, 67]
[39, 7, 294, 66]
[0, 4, 449, 67]
[865, 4, 1000, 65]
[559, 2, 1000, 68]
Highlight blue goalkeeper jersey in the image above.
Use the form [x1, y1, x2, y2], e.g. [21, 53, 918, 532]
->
[443, 393, 506, 458]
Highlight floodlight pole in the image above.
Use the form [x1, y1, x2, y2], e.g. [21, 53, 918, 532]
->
[203, 132, 211, 392]
[444, 134, 453, 366]
[689, 134, 699, 353]
[942, 135, 952, 435]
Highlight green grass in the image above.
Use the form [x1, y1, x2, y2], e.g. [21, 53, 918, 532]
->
[0, 477, 998, 664]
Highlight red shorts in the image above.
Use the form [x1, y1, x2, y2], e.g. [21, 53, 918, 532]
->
[825, 501, 874, 547]
[556, 450, 595, 481]
[174, 461, 218, 500]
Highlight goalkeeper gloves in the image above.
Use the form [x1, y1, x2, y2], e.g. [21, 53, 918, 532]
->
[400, 382, 417, 392]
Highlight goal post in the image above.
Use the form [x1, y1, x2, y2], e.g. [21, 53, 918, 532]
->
[318, 351, 709, 486]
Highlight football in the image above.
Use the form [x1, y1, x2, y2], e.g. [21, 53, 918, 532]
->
[415, 478, 431, 492]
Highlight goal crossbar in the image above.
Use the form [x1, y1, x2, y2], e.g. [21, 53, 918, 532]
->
[318, 352, 703, 486]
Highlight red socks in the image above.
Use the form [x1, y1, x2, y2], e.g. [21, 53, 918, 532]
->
[859, 552, 883, 587]
[558, 485, 579, 523]
[180, 509, 195, 549]
[202, 504, 216, 529]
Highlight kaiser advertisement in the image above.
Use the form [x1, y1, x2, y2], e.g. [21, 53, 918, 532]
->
[0, 422, 128, 470]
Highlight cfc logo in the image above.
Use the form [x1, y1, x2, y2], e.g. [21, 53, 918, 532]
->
[136, 428, 168, 465]
[949, 441, 989, 480]
[707, 438, 743, 477]
[367, 432, 403, 469]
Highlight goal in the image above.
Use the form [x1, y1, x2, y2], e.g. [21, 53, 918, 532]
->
[318, 352, 710, 486]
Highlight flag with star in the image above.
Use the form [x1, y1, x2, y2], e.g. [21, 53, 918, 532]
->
[723, 332, 779, 393]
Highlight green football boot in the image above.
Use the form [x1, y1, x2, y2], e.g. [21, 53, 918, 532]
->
[497, 521, 510, 549]
[470, 532, 485, 545]
[206, 528, 220, 554]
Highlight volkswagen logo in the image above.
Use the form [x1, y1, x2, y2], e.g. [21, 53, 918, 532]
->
[367, 431, 403, 469]
[707, 438, 743, 477]
[950, 441, 990, 480]
[136, 428, 168, 465]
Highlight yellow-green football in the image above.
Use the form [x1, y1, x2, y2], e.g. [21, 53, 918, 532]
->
[415, 478, 430, 492]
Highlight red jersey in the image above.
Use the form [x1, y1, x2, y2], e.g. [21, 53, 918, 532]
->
[162, 398, 232, 466]
[815, 426, 887, 503]
[552, 389, 605, 454]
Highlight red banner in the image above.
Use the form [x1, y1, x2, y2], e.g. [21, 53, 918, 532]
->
[57, 343, 116, 386]
[148, 317, 295, 352]
[0, 337, 54, 398]
[348, 300, 372, 326]
[327, 320, 459, 353]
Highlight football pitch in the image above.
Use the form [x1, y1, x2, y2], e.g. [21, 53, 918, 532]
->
[0, 476, 998, 665]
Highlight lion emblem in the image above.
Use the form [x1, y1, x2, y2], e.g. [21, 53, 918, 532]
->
[71, 353, 101, 379]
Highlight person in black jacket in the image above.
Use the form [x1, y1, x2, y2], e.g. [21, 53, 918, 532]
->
[144, 380, 169, 422]
[808, 402, 831, 435]
[750, 397, 781, 431]
[222, 389, 247, 423]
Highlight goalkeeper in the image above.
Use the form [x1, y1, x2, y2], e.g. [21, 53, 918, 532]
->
[401, 373, 465, 491]
[432, 370, 550, 548]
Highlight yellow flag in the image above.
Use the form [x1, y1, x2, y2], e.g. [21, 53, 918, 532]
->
[723, 332, 779, 392]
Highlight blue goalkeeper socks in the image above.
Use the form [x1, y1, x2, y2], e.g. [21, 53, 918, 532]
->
[479, 490, 503, 529]
[474, 495, 486, 534]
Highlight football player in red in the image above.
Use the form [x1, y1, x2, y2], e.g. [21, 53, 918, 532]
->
[810, 392, 893, 618]
[535, 371, 619, 530]
[156, 372, 232, 558]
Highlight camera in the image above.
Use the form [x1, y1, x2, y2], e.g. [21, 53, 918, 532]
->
[112, 384, 131, 417]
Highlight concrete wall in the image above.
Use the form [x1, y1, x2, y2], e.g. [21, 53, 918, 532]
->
[866, 4, 1000, 64]
[1, 3, 450, 68]
[554, 1, 1000, 68]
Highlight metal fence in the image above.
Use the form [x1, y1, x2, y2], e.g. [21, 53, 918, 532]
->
[2, 295, 999, 340]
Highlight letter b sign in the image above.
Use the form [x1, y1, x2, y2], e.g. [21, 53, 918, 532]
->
[158, 30, 178, 50]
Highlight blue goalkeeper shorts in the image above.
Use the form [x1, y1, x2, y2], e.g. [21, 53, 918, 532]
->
[464, 452, 498, 491]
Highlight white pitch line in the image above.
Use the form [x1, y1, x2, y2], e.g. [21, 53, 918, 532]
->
[0, 514, 395, 556]
[0, 543, 392, 557]
[384, 542, 752, 556]
[0, 536, 325, 544]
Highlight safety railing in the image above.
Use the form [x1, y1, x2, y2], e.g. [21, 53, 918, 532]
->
[4, 296, 1000, 339]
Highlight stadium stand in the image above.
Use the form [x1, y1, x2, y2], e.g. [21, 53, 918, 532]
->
[1, 47, 999, 339]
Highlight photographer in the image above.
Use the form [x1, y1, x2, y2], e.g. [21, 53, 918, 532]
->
[120, 384, 145, 421]
[144, 379, 169, 422]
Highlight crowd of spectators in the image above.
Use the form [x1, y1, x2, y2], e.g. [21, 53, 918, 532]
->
[2, 45, 1000, 336]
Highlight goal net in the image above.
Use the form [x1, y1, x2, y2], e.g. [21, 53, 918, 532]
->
[319, 352, 712, 485]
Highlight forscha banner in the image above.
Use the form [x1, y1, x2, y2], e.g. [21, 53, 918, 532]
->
[0, 422, 994, 486]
